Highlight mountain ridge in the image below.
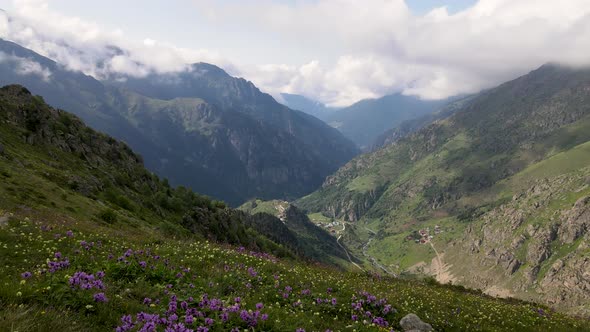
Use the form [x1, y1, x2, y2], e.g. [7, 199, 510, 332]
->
[295, 63, 590, 315]
[0, 38, 358, 205]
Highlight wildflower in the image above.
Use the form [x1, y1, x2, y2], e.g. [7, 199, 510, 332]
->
[93, 292, 108, 303]
[21, 271, 32, 279]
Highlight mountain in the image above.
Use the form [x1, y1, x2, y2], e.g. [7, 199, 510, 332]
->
[0, 84, 299, 254]
[371, 95, 476, 150]
[279, 93, 334, 119]
[1, 85, 588, 332]
[321, 93, 449, 150]
[0, 39, 358, 205]
[239, 199, 354, 267]
[296, 64, 590, 315]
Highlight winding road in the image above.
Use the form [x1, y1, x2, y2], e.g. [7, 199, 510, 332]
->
[336, 222, 365, 271]
[361, 227, 397, 277]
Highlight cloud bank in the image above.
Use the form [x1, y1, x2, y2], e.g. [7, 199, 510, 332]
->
[0, 51, 52, 81]
[1, 0, 590, 106]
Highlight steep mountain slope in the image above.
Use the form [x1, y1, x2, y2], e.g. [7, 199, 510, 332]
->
[321, 93, 449, 149]
[3, 85, 587, 331]
[0, 84, 306, 256]
[371, 95, 476, 150]
[107, 64, 358, 171]
[0, 39, 358, 205]
[239, 199, 352, 267]
[296, 64, 590, 314]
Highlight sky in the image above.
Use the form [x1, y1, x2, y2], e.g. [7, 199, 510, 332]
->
[0, 0, 589, 107]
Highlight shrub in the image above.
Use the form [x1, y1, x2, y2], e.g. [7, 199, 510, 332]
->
[98, 209, 117, 224]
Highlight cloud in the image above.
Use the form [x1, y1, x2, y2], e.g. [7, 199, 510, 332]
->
[195, 0, 590, 105]
[0, 51, 52, 81]
[0, 0, 227, 79]
[1, 0, 590, 106]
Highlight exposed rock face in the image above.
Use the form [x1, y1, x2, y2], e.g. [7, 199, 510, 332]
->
[455, 170, 590, 316]
[399, 314, 434, 332]
[558, 196, 590, 243]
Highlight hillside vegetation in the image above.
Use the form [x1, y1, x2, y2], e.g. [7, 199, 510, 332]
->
[296, 64, 590, 315]
[1, 85, 588, 331]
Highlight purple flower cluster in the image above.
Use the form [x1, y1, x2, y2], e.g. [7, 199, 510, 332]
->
[236, 246, 278, 263]
[68, 271, 106, 290]
[79, 240, 99, 251]
[117, 293, 269, 331]
[47, 257, 70, 273]
[93, 292, 108, 303]
[350, 291, 396, 328]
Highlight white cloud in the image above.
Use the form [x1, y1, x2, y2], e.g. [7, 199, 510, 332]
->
[0, 51, 52, 81]
[0, 0, 227, 79]
[1, 0, 590, 106]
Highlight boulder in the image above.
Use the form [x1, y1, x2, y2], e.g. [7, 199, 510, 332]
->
[400, 313, 434, 331]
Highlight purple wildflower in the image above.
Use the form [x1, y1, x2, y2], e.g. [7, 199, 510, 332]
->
[93, 292, 108, 302]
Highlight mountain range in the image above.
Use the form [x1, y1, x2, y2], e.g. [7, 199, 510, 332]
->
[282, 92, 450, 150]
[296, 63, 590, 315]
[0, 38, 358, 206]
[1, 84, 585, 331]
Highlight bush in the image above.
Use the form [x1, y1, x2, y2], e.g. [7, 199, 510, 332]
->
[98, 209, 117, 224]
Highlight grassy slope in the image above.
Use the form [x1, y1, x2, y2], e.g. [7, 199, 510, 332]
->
[2, 208, 589, 331]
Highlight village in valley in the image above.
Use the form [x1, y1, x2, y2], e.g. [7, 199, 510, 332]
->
[407, 225, 443, 244]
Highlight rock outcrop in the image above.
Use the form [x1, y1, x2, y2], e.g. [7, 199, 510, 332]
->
[400, 314, 434, 332]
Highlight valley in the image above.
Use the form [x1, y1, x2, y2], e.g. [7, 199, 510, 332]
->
[296, 64, 590, 317]
[1, 2, 590, 330]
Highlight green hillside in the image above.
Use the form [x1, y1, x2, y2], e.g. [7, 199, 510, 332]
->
[296, 64, 590, 315]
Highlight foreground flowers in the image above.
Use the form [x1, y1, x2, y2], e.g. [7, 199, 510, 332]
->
[1, 214, 587, 331]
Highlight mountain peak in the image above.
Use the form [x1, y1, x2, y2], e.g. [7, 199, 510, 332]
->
[189, 62, 231, 78]
[1, 84, 32, 97]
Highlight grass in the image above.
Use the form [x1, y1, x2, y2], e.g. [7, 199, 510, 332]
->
[238, 199, 289, 217]
[307, 212, 333, 224]
[346, 175, 379, 193]
[2, 209, 589, 331]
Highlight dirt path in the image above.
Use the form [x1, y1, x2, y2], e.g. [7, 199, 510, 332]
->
[336, 223, 365, 272]
[361, 227, 397, 277]
[429, 242, 456, 284]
